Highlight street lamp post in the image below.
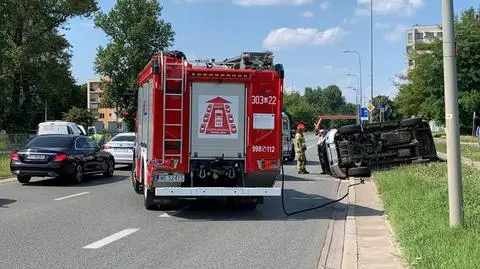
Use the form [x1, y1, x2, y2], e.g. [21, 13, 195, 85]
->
[347, 74, 360, 124]
[342, 50, 363, 123]
[370, 0, 374, 123]
[348, 86, 360, 124]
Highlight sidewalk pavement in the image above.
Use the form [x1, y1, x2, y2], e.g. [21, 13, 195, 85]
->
[342, 178, 408, 269]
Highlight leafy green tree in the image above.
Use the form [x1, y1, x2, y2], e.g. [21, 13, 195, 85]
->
[94, 0, 175, 131]
[0, 0, 97, 132]
[395, 7, 480, 133]
[63, 107, 96, 128]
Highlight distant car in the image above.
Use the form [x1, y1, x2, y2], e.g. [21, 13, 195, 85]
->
[102, 132, 135, 165]
[319, 118, 439, 179]
[10, 135, 115, 184]
[281, 112, 295, 162]
[37, 121, 86, 136]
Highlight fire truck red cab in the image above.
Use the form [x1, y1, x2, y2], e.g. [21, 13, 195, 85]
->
[132, 50, 284, 210]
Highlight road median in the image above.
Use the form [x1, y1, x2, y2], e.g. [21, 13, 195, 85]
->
[373, 162, 480, 268]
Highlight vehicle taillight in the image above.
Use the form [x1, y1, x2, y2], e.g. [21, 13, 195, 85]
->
[11, 152, 19, 160]
[164, 159, 171, 168]
[54, 153, 67, 161]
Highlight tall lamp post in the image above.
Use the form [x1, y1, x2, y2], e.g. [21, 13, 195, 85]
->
[347, 73, 361, 125]
[348, 86, 360, 124]
[342, 50, 363, 116]
[370, 0, 374, 123]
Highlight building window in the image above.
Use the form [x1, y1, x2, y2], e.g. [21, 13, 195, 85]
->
[408, 33, 413, 42]
[117, 122, 123, 129]
[408, 60, 414, 67]
[437, 32, 443, 38]
[109, 113, 112, 117]
[99, 113, 105, 119]
[425, 32, 435, 39]
[415, 32, 423, 39]
[406, 46, 413, 54]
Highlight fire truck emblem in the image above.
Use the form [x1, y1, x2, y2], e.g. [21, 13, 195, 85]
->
[198, 96, 238, 138]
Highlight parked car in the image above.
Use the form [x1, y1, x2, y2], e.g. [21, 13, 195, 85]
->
[318, 118, 439, 179]
[281, 112, 295, 162]
[10, 134, 115, 184]
[102, 132, 135, 165]
[37, 121, 87, 136]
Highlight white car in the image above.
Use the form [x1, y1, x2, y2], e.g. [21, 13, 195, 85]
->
[103, 133, 135, 165]
[37, 121, 86, 136]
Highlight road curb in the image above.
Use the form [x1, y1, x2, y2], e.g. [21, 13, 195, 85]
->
[0, 177, 16, 184]
[318, 179, 348, 269]
[341, 177, 358, 269]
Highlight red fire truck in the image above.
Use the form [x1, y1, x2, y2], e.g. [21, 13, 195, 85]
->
[132, 50, 284, 210]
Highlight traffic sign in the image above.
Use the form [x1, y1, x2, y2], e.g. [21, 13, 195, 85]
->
[375, 103, 384, 108]
[360, 107, 369, 121]
[367, 103, 375, 112]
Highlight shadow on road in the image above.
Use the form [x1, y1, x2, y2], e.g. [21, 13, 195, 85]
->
[159, 188, 382, 221]
[0, 198, 16, 208]
[21, 174, 129, 187]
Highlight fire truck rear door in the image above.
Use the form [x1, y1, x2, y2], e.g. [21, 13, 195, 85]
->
[190, 82, 246, 159]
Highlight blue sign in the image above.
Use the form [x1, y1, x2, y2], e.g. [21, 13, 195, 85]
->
[375, 103, 384, 108]
[360, 107, 369, 121]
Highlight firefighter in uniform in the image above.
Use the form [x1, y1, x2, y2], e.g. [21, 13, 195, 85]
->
[295, 123, 309, 174]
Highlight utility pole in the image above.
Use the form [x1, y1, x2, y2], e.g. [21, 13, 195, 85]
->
[370, 0, 374, 123]
[442, 0, 464, 227]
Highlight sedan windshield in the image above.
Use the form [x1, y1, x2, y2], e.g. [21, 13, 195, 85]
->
[26, 136, 74, 148]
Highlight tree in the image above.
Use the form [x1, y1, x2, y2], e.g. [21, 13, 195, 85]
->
[94, 0, 175, 131]
[395, 7, 480, 133]
[63, 107, 96, 128]
[0, 0, 98, 132]
[370, 95, 402, 122]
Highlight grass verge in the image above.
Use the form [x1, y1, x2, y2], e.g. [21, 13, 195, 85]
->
[374, 163, 480, 268]
[0, 153, 12, 179]
[435, 140, 480, 162]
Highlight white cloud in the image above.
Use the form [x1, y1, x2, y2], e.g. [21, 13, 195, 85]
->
[233, 0, 312, 6]
[319, 1, 329, 11]
[301, 11, 314, 18]
[263, 27, 344, 49]
[356, 0, 424, 16]
[384, 24, 409, 42]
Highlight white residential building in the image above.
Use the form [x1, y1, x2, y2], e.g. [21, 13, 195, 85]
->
[406, 24, 443, 69]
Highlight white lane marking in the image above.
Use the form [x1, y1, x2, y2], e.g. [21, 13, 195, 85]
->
[54, 192, 90, 201]
[83, 228, 140, 249]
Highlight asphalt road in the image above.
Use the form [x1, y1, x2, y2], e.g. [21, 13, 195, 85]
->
[0, 134, 341, 269]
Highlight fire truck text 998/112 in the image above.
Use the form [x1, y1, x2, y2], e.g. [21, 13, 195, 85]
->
[252, 145, 275, 153]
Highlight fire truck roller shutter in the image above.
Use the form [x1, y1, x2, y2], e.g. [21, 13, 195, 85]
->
[190, 82, 246, 159]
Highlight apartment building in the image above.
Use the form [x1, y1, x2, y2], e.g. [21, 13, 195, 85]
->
[406, 24, 443, 69]
[86, 77, 124, 133]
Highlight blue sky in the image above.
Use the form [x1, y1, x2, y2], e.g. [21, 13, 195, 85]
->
[63, 0, 479, 106]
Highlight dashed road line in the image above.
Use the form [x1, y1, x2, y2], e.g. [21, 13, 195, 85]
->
[54, 192, 90, 201]
[83, 228, 140, 249]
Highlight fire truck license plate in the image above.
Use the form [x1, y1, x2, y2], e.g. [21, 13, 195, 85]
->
[155, 173, 185, 183]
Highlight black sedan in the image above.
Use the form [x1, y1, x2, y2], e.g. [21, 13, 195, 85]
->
[10, 134, 115, 184]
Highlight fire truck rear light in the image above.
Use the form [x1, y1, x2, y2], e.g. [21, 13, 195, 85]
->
[164, 160, 171, 168]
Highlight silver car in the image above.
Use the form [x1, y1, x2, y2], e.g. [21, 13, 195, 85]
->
[103, 132, 135, 165]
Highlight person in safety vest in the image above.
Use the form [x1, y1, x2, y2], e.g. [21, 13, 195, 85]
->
[88, 129, 105, 147]
[295, 122, 309, 174]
